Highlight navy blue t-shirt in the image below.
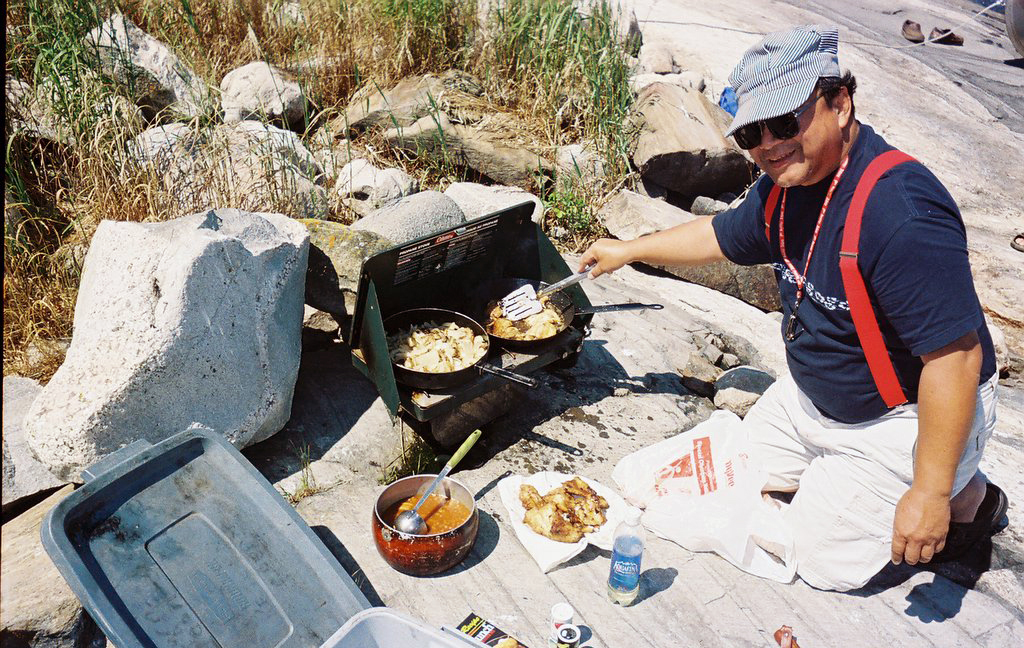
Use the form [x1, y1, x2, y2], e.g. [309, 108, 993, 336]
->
[712, 124, 996, 424]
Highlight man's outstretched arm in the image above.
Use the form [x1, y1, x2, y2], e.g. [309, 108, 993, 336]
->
[578, 216, 727, 277]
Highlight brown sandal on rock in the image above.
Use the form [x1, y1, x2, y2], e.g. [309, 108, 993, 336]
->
[930, 27, 965, 46]
[1013, 233, 1024, 253]
[901, 20, 925, 43]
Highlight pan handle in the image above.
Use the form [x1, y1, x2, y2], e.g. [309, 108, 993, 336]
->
[477, 363, 539, 387]
[576, 303, 664, 315]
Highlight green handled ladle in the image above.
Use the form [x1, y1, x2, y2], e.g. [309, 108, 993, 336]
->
[394, 429, 482, 535]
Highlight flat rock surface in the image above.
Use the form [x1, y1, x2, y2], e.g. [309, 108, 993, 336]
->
[260, 257, 1024, 647]
[2, 376, 64, 512]
[1, 485, 107, 647]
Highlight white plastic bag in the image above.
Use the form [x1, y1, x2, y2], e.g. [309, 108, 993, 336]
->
[611, 411, 796, 582]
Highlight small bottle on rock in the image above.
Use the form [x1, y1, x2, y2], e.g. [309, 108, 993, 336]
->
[607, 506, 644, 605]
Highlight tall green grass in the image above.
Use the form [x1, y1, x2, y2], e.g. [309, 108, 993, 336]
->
[481, 0, 634, 176]
[5, 0, 133, 379]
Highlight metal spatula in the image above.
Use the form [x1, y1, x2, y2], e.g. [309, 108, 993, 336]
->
[499, 263, 596, 321]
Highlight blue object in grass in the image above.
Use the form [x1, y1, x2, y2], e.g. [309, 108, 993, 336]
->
[719, 87, 738, 116]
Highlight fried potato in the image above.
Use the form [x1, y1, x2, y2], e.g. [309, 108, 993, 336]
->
[387, 321, 488, 373]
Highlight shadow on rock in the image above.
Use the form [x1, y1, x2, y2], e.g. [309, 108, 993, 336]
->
[474, 338, 700, 462]
[243, 341, 378, 483]
[851, 536, 1008, 622]
[418, 509, 501, 579]
[635, 566, 679, 605]
[312, 524, 385, 607]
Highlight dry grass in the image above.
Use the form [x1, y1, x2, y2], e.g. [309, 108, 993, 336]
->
[377, 424, 444, 484]
[5, 0, 636, 381]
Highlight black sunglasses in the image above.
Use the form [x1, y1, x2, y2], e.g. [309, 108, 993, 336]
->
[732, 92, 821, 150]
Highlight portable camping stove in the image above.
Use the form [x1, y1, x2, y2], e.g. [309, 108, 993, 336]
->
[349, 202, 593, 438]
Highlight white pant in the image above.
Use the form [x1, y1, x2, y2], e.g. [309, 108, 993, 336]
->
[743, 372, 998, 591]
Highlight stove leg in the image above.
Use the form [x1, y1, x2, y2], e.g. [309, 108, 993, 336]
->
[419, 384, 522, 449]
[545, 349, 582, 371]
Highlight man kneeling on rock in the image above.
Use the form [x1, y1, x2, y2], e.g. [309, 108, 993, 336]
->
[580, 25, 1005, 591]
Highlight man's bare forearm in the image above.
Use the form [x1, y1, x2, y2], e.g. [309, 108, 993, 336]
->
[914, 332, 983, 496]
[624, 216, 727, 266]
[579, 215, 728, 278]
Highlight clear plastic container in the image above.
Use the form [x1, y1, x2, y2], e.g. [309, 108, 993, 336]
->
[320, 608, 488, 648]
[607, 506, 645, 606]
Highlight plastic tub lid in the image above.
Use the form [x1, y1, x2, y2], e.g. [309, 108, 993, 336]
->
[41, 429, 369, 648]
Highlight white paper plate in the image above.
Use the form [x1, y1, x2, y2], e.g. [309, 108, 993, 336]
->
[497, 471, 629, 573]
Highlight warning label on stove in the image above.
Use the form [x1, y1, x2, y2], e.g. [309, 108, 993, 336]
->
[393, 218, 499, 285]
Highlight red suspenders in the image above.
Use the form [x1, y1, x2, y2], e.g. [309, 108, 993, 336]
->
[763, 150, 916, 408]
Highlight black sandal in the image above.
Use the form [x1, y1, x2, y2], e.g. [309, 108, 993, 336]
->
[932, 482, 1009, 563]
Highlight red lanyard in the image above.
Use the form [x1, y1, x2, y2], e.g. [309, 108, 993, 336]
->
[778, 156, 849, 340]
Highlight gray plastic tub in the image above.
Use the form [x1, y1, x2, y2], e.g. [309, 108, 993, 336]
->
[41, 428, 369, 648]
[319, 608, 489, 648]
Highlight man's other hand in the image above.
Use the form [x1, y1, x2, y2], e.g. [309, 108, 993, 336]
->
[891, 485, 951, 565]
[579, 238, 634, 278]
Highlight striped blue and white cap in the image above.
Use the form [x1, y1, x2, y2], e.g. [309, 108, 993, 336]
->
[725, 25, 841, 137]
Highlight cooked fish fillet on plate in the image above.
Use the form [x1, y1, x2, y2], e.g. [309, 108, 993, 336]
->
[518, 477, 609, 543]
[497, 472, 631, 573]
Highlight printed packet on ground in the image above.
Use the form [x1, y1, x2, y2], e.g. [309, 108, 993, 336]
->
[458, 613, 530, 647]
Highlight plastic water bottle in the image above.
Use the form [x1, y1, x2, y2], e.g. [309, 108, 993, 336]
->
[607, 507, 644, 605]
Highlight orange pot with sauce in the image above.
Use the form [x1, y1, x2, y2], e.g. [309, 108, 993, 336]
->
[372, 475, 479, 576]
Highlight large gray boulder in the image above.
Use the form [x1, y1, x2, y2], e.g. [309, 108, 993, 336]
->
[443, 182, 544, 224]
[630, 71, 706, 95]
[1, 485, 108, 648]
[301, 219, 394, 333]
[331, 70, 484, 135]
[220, 61, 306, 129]
[127, 121, 328, 219]
[126, 122, 193, 170]
[713, 365, 776, 418]
[386, 112, 554, 191]
[351, 191, 465, 243]
[555, 142, 606, 191]
[638, 41, 675, 74]
[336, 158, 418, 216]
[24, 209, 309, 481]
[84, 14, 209, 120]
[5, 76, 72, 146]
[627, 82, 753, 197]
[2, 376, 65, 513]
[598, 190, 780, 311]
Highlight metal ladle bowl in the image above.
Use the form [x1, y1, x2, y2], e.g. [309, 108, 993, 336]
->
[394, 430, 482, 535]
